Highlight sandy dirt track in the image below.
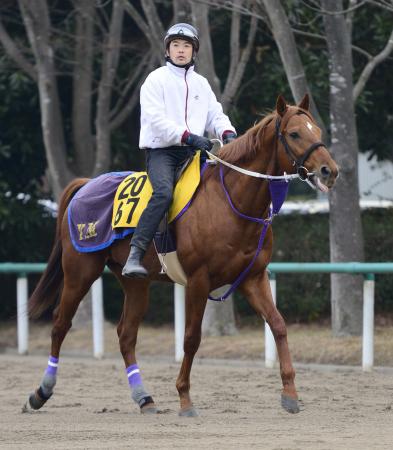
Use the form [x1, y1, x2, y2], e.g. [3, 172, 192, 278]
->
[1, 353, 393, 449]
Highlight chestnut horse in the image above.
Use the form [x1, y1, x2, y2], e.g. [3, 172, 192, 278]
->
[25, 94, 338, 417]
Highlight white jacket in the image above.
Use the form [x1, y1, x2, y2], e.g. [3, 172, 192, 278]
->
[139, 62, 235, 149]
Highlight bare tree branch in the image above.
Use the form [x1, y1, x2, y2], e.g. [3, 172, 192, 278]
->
[173, 0, 192, 22]
[109, 55, 149, 121]
[300, 0, 393, 15]
[353, 27, 393, 101]
[300, 0, 368, 14]
[366, 0, 393, 12]
[222, 1, 258, 111]
[260, 0, 327, 136]
[121, 1, 150, 39]
[291, 28, 373, 59]
[122, 0, 162, 64]
[94, 0, 124, 176]
[192, 0, 266, 19]
[224, 0, 241, 98]
[191, 1, 222, 95]
[109, 52, 155, 130]
[140, 0, 166, 49]
[0, 18, 37, 80]
[196, 0, 376, 60]
[72, 0, 95, 174]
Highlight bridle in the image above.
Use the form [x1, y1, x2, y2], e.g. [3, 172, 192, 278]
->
[206, 109, 328, 185]
[275, 111, 327, 181]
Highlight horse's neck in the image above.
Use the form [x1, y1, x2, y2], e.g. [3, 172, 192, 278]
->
[219, 132, 277, 217]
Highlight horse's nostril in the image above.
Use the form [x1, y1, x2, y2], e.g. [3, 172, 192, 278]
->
[320, 166, 331, 177]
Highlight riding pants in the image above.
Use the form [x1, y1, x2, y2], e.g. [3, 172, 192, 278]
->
[130, 146, 195, 251]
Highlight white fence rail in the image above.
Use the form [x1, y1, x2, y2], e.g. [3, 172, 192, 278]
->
[14, 274, 105, 359]
[1, 262, 392, 370]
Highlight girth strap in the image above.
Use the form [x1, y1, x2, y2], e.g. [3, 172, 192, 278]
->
[208, 167, 273, 302]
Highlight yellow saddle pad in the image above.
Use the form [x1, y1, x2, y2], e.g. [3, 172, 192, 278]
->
[112, 151, 201, 229]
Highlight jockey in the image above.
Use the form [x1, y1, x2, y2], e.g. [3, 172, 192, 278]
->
[122, 22, 237, 278]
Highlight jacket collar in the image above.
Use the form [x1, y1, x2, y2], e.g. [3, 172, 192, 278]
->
[166, 61, 194, 77]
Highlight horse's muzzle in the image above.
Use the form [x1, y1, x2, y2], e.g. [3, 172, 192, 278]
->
[310, 163, 339, 191]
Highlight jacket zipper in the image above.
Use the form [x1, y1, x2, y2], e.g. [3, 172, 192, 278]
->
[184, 67, 190, 131]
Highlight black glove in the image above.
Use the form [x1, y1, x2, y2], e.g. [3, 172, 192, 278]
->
[184, 133, 213, 152]
[222, 131, 237, 144]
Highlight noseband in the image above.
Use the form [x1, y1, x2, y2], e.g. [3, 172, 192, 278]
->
[275, 113, 327, 181]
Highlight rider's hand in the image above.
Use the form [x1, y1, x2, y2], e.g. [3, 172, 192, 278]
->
[183, 132, 213, 152]
[222, 130, 237, 144]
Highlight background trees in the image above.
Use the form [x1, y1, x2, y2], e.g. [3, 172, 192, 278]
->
[0, 1, 392, 335]
[261, 0, 392, 335]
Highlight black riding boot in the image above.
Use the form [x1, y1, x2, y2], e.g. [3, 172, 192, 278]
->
[122, 246, 148, 278]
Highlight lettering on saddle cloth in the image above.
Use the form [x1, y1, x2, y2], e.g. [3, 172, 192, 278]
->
[77, 221, 99, 240]
[112, 151, 202, 229]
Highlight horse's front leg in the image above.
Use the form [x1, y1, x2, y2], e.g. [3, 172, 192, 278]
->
[176, 276, 208, 417]
[241, 270, 300, 414]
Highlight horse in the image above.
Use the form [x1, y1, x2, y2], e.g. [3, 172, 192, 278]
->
[25, 94, 338, 417]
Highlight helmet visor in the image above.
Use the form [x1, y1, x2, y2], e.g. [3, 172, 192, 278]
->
[164, 23, 199, 52]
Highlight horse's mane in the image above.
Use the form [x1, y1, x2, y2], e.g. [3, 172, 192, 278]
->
[217, 112, 276, 164]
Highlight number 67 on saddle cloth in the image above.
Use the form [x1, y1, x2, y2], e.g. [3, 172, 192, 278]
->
[112, 151, 202, 229]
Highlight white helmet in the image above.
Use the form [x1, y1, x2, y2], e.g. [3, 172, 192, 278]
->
[164, 23, 199, 52]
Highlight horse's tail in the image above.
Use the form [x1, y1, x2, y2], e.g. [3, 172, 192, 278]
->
[29, 178, 90, 319]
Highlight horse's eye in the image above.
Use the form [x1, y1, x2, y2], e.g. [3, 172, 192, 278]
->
[289, 132, 299, 139]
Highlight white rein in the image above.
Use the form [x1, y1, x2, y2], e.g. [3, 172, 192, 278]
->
[206, 139, 316, 188]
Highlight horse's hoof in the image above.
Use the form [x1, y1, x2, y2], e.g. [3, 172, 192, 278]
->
[28, 389, 51, 411]
[281, 394, 300, 414]
[29, 392, 46, 410]
[179, 407, 199, 417]
[141, 404, 159, 414]
[22, 394, 44, 412]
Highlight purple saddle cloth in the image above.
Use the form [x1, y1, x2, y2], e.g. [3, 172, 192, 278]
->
[68, 172, 133, 253]
[68, 167, 289, 254]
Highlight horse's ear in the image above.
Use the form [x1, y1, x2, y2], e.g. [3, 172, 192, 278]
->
[298, 93, 310, 111]
[276, 95, 287, 117]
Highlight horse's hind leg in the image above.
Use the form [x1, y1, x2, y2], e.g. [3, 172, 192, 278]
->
[112, 267, 157, 414]
[25, 251, 105, 412]
[241, 271, 299, 414]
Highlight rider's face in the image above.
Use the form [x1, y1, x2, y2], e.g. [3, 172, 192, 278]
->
[167, 39, 193, 66]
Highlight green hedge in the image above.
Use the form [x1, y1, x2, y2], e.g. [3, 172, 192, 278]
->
[234, 208, 393, 323]
[0, 199, 56, 320]
[1, 207, 392, 324]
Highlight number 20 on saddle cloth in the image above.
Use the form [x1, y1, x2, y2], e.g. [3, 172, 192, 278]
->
[68, 151, 202, 280]
[112, 151, 201, 230]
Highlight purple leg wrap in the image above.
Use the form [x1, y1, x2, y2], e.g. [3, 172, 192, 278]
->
[45, 355, 59, 376]
[126, 364, 142, 388]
